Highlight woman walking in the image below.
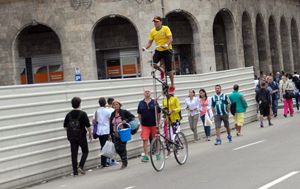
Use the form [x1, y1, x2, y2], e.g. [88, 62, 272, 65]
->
[109, 100, 135, 169]
[185, 89, 200, 142]
[279, 75, 295, 117]
[199, 89, 213, 141]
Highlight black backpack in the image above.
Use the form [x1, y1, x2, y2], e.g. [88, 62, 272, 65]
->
[230, 102, 237, 116]
[295, 80, 300, 90]
[67, 112, 83, 141]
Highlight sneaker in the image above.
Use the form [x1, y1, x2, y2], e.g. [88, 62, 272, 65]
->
[110, 159, 119, 166]
[227, 135, 232, 143]
[78, 167, 85, 175]
[284, 114, 287, 118]
[214, 139, 221, 145]
[141, 155, 149, 162]
[269, 123, 273, 126]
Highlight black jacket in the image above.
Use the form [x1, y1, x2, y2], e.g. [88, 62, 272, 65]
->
[109, 109, 135, 136]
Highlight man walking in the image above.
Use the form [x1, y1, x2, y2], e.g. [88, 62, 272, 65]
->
[137, 88, 161, 162]
[267, 76, 279, 117]
[64, 97, 92, 176]
[229, 84, 248, 136]
[211, 85, 232, 145]
[256, 82, 273, 127]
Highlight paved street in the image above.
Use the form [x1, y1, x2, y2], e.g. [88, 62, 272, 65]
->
[30, 110, 300, 189]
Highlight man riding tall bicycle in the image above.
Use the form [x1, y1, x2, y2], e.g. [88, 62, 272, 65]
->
[143, 16, 175, 94]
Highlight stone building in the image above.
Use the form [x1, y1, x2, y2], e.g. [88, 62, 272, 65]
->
[0, 0, 299, 85]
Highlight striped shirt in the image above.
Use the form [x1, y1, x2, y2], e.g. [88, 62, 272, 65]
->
[211, 93, 229, 116]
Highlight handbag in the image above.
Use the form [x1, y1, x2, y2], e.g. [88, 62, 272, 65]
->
[92, 111, 98, 139]
[101, 141, 116, 158]
[283, 83, 295, 99]
[204, 112, 213, 127]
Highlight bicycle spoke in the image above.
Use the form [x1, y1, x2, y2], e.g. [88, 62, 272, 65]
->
[173, 132, 188, 165]
[150, 137, 165, 172]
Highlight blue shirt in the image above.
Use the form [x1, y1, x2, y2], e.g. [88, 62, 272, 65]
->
[137, 99, 161, 127]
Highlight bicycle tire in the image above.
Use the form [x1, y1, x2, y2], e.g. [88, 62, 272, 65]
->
[150, 137, 166, 172]
[173, 132, 188, 165]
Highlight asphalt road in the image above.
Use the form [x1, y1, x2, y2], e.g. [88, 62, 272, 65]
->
[29, 111, 300, 189]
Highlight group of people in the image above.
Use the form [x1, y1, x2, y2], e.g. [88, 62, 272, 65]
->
[255, 71, 300, 127]
[185, 84, 248, 145]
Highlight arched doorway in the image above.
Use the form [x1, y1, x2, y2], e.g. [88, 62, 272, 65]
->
[16, 24, 63, 84]
[93, 16, 140, 79]
[166, 11, 199, 75]
[280, 17, 292, 73]
[256, 14, 268, 74]
[291, 18, 300, 71]
[213, 9, 237, 71]
[269, 16, 280, 73]
[242, 11, 255, 68]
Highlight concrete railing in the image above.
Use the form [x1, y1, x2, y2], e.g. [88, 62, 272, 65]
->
[0, 67, 256, 189]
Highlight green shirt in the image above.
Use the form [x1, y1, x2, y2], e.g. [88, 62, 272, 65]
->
[229, 90, 248, 113]
[211, 93, 229, 116]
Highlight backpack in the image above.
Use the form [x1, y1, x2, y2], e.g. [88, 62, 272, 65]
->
[67, 111, 83, 141]
[230, 102, 236, 116]
[295, 80, 300, 90]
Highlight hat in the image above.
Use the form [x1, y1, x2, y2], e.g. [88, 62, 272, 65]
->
[112, 100, 122, 107]
[152, 16, 162, 22]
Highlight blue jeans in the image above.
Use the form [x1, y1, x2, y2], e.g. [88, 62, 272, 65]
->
[272, 95, 278, 114]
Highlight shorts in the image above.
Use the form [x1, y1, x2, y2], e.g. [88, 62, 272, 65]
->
[153, 50, 173, 72]
[259, 102, 270, 117]
[140, 125, 157, 141]
[234, 113, 245, 126]
[214, 114, 229, 128]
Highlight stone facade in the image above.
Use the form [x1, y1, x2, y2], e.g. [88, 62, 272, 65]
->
[0, 0, 299, 85]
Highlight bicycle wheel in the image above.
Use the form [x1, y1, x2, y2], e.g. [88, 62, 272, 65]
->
[150, 137, 165, 172]
[173, 132, 188, 165]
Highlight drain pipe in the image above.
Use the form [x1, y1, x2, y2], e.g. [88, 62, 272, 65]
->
[161, 0, 165, 17]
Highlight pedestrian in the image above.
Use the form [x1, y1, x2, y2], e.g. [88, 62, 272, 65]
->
[137, 88, 161, 162]
[64, 97, 92, 176]
[93, 97, 111, 168]
[279, 75, 295, 117]
[110, 100, 135, 169]
[267, 76, 279, 117]
[256, 82, 273, 127]
[292, 76, 300, 112]
[143, 16, 175, 93]
[211, 85, 232, 145]
[199, 89, 213, 141]
[185, 89, 200, 142]
[106, 97, 118, 166]
[229, 84, 248, 136]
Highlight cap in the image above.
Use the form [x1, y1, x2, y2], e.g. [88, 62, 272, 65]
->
[112, 100, 122, 107]
[152, 16, 162, 22]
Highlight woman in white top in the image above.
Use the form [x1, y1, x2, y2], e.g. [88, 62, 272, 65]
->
[185, 89, 200, 141]
[93, 97, 112, 168]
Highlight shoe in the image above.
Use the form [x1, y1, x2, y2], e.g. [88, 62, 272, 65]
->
[73, 172, 78, 177]
[120, 164, 127, 170]
[169, 86, 175, 94]
[141, 155, 149, 162]
[110, 160, 119, 166]
[274, 113, 277, 117]
[260, 124, 264, 128]
[291, 114, 294, 117]
[236, 132, 242, 136]
[284, 114, 287, 118]
[214, 139, 221, 145]
[269, 123, 273, 126]
[78, 167, 85, 175]
[227, 135, 232, 143]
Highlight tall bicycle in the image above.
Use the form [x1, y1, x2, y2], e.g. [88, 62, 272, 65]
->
[143, 47, 188, 172]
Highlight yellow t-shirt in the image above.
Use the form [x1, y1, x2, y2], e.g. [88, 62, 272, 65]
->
[149, 25, 172, 51]
[162, 96, 181, 123]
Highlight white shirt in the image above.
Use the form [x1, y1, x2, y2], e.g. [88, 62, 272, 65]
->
[95, 107, 111, 136]
[185, 96, 200, 116]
